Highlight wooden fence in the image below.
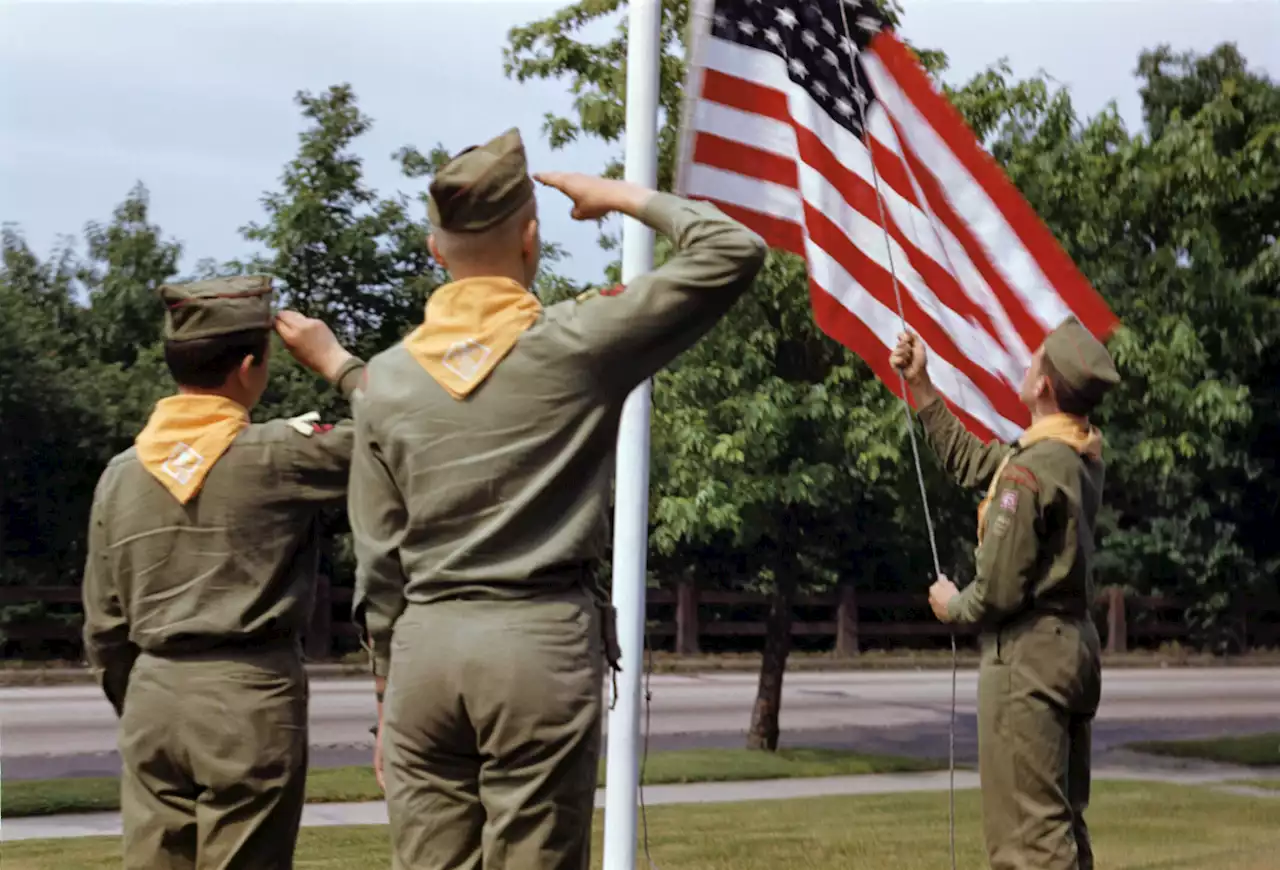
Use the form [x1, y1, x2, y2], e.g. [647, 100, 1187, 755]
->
[4, 580, 1275, 659]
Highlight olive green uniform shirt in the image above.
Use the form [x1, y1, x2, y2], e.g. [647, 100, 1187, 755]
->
[918, 398, 1104, 628]
[82, 364, 366, 714]
[351, 193, 767, 676]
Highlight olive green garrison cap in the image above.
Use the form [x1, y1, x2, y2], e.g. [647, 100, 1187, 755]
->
[1042, 315, 1119, 407]
[159, 275, 274, 342]
[428, 127, 535, 233]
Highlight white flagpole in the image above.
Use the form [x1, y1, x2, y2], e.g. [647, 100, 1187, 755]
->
[601, 0, 662, 868]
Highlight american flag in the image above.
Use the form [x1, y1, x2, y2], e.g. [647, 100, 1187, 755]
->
[675, 0, 1119, 441]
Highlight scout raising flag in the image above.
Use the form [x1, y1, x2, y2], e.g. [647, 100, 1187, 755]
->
[676, 3, 1122, 869]
[676, 0, 1119, 438]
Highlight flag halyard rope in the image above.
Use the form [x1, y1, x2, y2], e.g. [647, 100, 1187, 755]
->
[834, 5, 958, 869]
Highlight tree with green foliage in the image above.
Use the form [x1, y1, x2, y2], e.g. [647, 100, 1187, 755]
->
[945, 44, 1280, 644]
[0, 226, 165, 651]
[241, 84, 446, 368]
[1, 233, 99, 596]
[648, 249, 935, 748]
[78, 183, 182, 367]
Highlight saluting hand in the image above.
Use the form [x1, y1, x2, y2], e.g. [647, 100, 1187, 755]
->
[275, 310, 353, 383]
[533, 172, 653, 221]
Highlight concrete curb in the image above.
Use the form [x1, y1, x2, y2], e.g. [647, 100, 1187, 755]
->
[3, 767, 1277, 843]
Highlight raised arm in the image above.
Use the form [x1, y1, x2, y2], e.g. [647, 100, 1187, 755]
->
[917, 398, 1014, 490]
[274, 310, 367, 505]
[890, 331, 1012, 489]
[535, 174, 767, 396]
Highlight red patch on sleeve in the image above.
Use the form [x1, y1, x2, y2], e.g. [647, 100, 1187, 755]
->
[599, 283, 626, 297]
[312, 423, 334, 434]
[1002, 465, 1039, 492]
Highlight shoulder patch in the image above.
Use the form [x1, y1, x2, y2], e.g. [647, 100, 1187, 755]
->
[1001, 463, 1039, 492]
[998, 489, 1019, 512]
[576, 283, 625, 303]
[992, 513, 1013, 537]
[287, 411, 322, 437]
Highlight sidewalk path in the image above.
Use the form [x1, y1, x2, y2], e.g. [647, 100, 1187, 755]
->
[4, 765, 1276, 843]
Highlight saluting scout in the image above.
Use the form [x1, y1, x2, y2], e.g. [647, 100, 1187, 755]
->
[80, 277, 365, 870]
[891, 320, 1120, 870]
[350, 128, 766, 869]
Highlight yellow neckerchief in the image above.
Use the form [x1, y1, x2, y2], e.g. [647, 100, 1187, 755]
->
[135, 394, 250, 504]
[403, 277, 542, 400]
[976, 413, 1103, 544]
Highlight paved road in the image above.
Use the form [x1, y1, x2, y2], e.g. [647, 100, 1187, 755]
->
[3, 668, 1278, 779]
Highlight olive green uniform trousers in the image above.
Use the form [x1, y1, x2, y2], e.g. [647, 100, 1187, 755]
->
[383, 588, 605, 870]
[979, 615, 1102, 870]
[118, 646, 309, 870]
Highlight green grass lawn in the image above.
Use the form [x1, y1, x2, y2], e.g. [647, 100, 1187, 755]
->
[0, 747, 942, 818]
[1128, 732, 1280, 767]
[1239, 780, 1280, 791]
[3, 783, 1277, 870]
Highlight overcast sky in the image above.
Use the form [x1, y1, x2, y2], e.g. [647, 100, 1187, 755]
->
[2, 0, 1276, 285]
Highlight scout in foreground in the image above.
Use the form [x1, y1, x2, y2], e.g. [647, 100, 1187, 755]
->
[350, 128, 767, 869]
[81, 277, 364, 870]
[891, 320, 1120, 870]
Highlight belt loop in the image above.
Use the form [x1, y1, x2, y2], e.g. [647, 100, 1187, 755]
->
[598, 601, 623, 709]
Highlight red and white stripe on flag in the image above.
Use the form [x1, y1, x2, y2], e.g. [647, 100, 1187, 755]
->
[675, 0, 1119, 442]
